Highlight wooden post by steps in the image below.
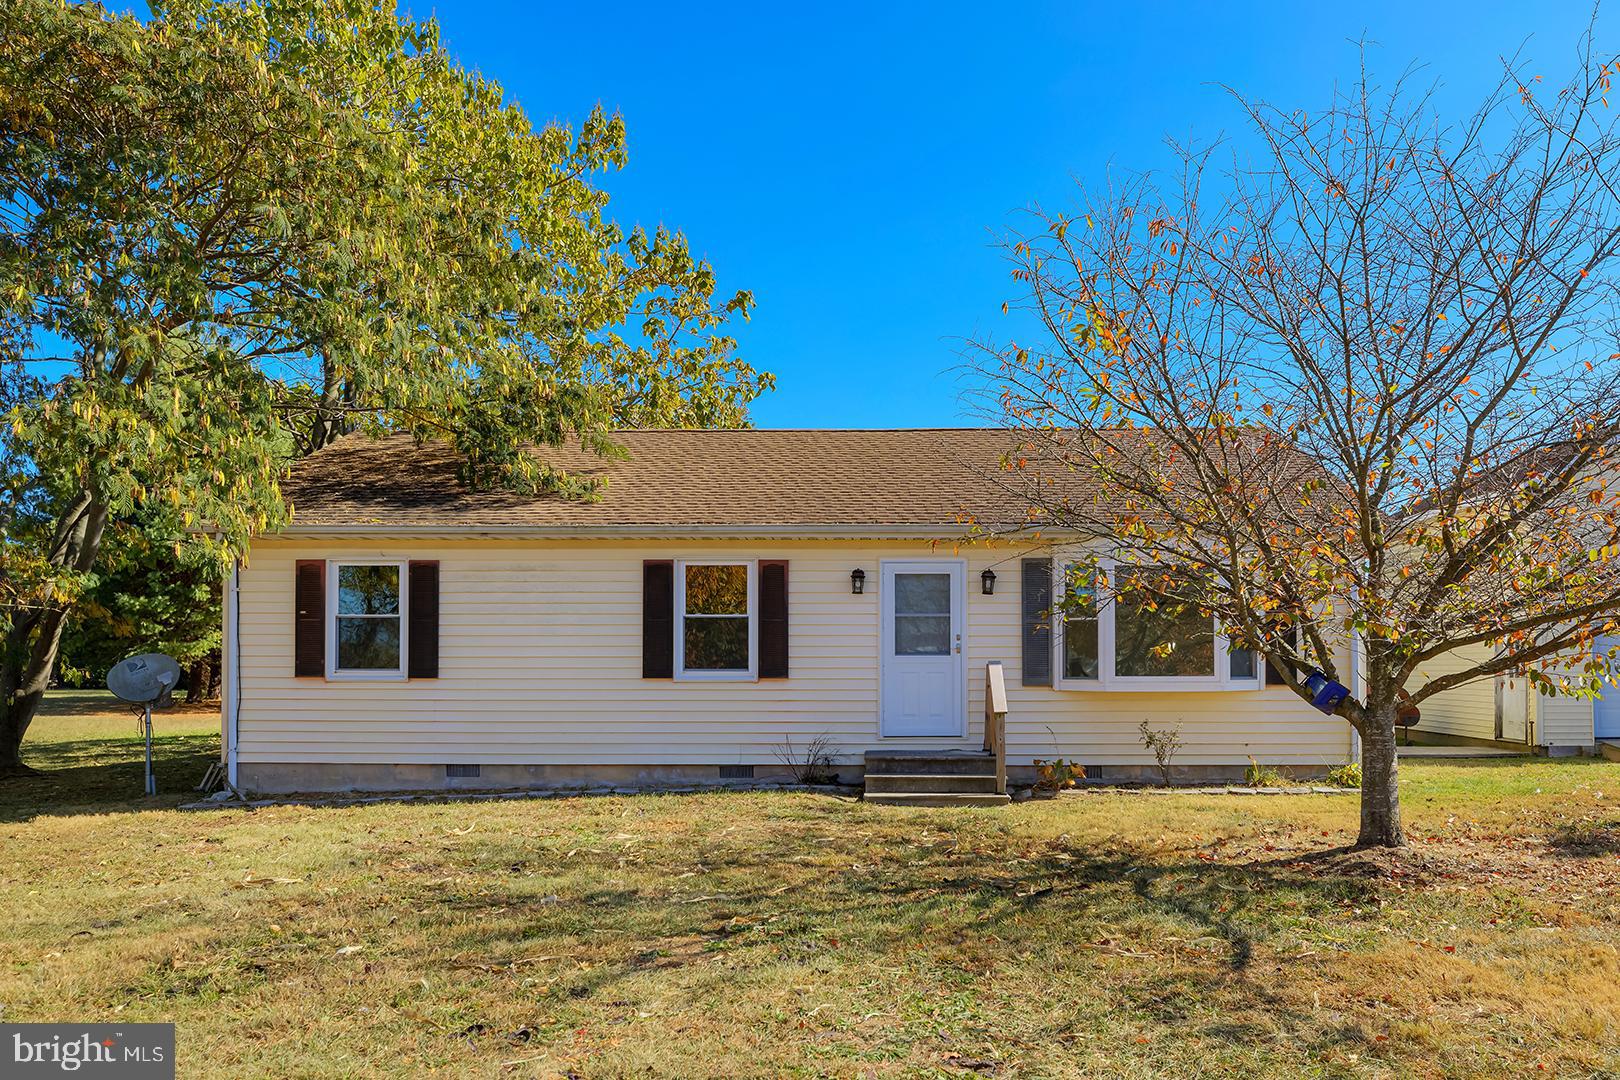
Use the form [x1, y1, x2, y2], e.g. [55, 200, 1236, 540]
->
[984, 661, 1008, 796]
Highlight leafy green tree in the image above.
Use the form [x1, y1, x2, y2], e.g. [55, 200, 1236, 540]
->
[0, 0, 767, 773]
[58, 514, 225, 700]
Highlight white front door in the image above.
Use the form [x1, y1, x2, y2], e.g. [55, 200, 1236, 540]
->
[1597, 636, 1620, 739]
[1495, 675, 1528, 742]
[879, 561, 965, 737]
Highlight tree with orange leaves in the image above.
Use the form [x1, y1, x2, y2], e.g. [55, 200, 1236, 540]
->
[970, 34, 1620, 848]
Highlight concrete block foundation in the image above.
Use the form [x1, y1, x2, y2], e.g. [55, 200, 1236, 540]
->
[237, 761, 863, 795]
[238, 760, 1336, 796]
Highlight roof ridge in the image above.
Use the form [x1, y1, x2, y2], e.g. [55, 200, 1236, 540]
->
[315, 426, 1158, 438]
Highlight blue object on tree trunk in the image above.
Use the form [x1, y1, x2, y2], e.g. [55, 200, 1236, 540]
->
[1304, 669, 1350, 714]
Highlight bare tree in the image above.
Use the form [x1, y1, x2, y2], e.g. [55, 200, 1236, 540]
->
[968, 35, 1620, 848]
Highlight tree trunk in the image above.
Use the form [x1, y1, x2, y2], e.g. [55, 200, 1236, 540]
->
[308, 352, 354, 452]
[185, 651, 221, 703]
[1356, 698, 1406, 848]
[0, 707, 29, 776]
[0, 493, 108, 776]
[0, 606, 71, 776]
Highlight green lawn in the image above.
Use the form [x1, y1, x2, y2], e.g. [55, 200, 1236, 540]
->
[3, 695, 1620, 1078]
[6, 690, 221, 810]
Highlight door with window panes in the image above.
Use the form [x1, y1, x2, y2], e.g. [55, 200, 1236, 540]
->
[879, 562, 965, 736]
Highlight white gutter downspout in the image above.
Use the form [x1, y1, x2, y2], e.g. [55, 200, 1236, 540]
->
[223, 559, 241, 789]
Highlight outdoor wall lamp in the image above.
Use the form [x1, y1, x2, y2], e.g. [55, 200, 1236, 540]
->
[850, 568, 866, 595]
[981, 569, 997, 595]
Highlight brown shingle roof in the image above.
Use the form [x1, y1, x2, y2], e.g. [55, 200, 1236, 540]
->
[281, 429, 1052, 533]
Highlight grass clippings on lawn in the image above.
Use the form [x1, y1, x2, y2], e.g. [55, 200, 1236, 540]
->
[1, 693, 1619, 1077]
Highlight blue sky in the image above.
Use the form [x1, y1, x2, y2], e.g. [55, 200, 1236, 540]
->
[424, 1, 1607, 428]
[70, 3, 1600, 429]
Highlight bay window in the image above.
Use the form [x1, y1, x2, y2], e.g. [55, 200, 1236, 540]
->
[1112, 567, 1216, 678]
[1055, 561, 1260, 691]
[1060, 575, 1100, 680]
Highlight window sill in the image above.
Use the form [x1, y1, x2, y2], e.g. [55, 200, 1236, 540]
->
[326, 670, 409, 682]
[674, 671, 758, 683]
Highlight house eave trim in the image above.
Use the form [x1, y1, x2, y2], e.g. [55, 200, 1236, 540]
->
[263, 523, 1063, 542]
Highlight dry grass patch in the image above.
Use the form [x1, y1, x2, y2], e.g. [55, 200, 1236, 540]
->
[2, 695, 1620, 1077]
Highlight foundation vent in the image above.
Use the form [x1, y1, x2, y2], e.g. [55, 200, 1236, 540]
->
[718, 764, 755, 780]
[445, 764, 481, 779]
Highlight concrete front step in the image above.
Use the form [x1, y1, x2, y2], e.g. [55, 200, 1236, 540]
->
[862, 791, 1012, 807]
[864, 750, 998, 776]
[863, 772, 1002, 795]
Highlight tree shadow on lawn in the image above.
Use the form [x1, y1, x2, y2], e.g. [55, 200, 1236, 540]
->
[1546, 818, 1620, 857]
[408, 830, 1388, 1064]
[31, 691, 221, 719]
[0, 735, 219, 822]
[442, 831, 1356, 967]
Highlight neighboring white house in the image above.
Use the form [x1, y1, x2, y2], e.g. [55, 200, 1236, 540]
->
[221, 429, 1358, 794]
[1411, 642, 1607, 755]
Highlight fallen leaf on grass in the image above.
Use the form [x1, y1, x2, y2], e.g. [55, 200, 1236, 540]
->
[451, 952, 560, 972]
[398, 1007, 441, 1030]
[234, 873, 302, 888]
[335, 944, 365, 956]
[1084, 939, 1158, 960]
[943, 1052, 1001, 1073]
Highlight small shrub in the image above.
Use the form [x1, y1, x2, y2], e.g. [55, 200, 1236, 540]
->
[773, 735, 839, 785]
[1324, 761, 1362, 788]
[1033, 758, 1085, 793]
[1138, 721, 1183, 786]
[1244, 756, 1289, 788]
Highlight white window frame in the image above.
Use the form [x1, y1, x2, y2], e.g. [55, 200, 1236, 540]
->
[674, 559, 758, 682]
[326, 559, 409, 681]
[1053, 557, 1261, 693]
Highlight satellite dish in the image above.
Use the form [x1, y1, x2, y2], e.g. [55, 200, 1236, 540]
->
[108, 653, 180, 798]
[107, 653, 182, 705]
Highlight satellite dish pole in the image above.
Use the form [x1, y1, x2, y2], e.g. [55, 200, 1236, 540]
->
[106, 653, 182, 797]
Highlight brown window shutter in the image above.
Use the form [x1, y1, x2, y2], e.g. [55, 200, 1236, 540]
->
[643, 560, 675, 678]
[294, 560, 326, 677]
[1021, 558, 1053, 686]
[408, 561, 440, 678]
[759, 560, 789, 678]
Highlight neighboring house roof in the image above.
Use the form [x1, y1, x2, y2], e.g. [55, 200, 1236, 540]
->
[277, 427, 1331, 538]
[280, 428, 1048, 537]
[1401, 439, 1611, 518]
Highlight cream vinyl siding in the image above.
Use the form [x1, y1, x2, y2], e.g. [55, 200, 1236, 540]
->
[1410, 644, 1499, 741]
[1537, 692, 1593, 748]
[1525, 654, 1595, 748]
[235, 539, 1352, 767]
[1413, 647, 1599, 749]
